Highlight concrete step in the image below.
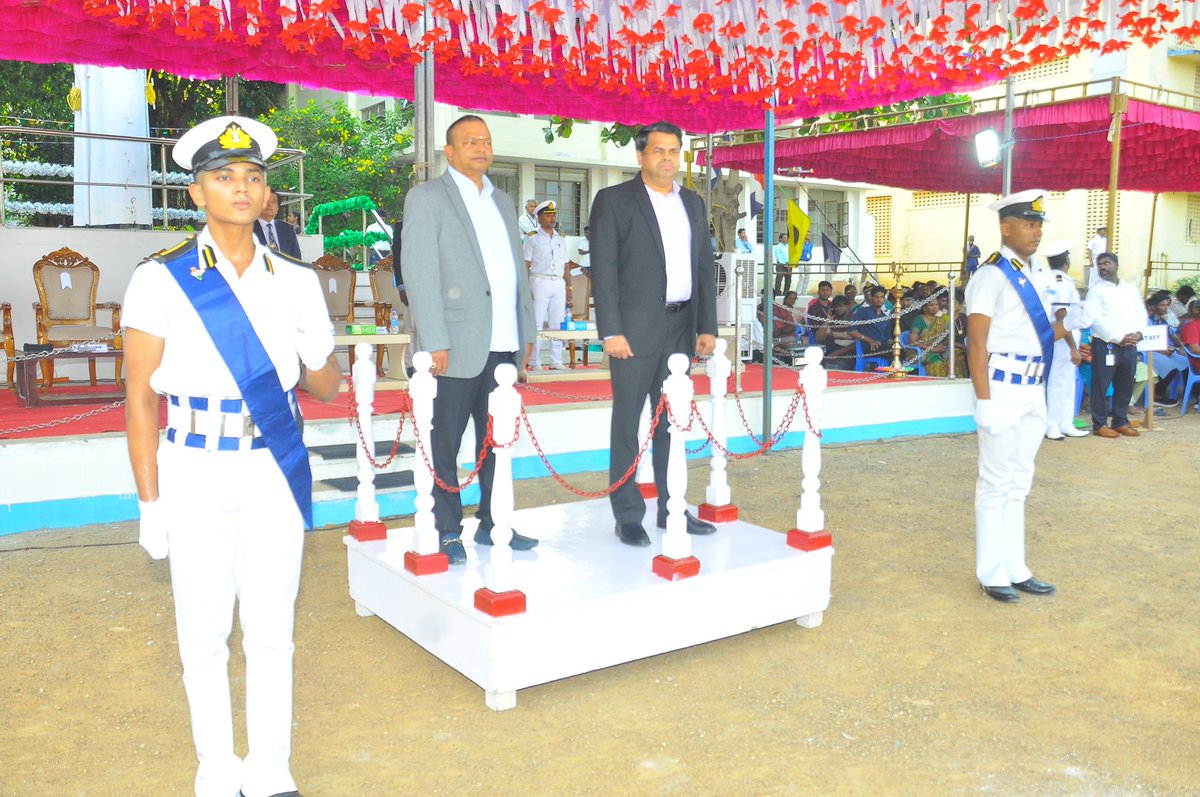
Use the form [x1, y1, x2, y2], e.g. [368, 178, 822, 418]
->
[309, 439, 414, 482]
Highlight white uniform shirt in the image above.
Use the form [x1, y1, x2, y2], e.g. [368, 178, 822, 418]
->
[964, 245, 1042, 357]
[1087, 234, 1107, 283]
[518, 212, 538, 237]
[645, 181, 693, 302]
[522, 228, 568, 277]
[1037, 269, 1081, 343]
[1085, 277, 1144, 343]
[122, 227, 334, 398]
[446, 166, 520, 352]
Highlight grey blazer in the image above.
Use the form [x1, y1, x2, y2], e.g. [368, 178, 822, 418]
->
[590, 174, 717, 354]
[401, 170, 536, 379]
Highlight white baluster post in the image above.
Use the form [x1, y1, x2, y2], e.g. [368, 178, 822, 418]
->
[348, 342, 388, 542]
[404, 351, 448, 574]
[634, 396, 657, 499]
[699, 337, 738, 523]
[788, 346, 833, 553]
[653, 353, 700, 581]
[475, 362, 527, 617]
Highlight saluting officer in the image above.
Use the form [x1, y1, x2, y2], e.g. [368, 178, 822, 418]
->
[965, 190, 1078, 604]
[124, 116, 341, 797]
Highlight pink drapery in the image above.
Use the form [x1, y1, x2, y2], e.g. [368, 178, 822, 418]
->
[707, 97, 1200, 194]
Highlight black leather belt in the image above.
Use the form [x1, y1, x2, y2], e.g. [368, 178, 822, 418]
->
[665, 299, 691, 313]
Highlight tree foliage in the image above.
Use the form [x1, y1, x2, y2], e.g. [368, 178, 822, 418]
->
[261, 100, 414, 224]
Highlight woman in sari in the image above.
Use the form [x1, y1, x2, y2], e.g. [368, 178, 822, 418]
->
[909, 294, 951, 377]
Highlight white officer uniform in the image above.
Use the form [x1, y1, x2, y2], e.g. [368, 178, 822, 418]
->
[523, 199, 569, 369]
[1035, 240, 1084, 439]
[965, 190, 1055, 594]
[124, 117, 334, 797]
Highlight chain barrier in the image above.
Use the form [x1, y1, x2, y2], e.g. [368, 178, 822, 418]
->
[0, 399, 125, 436]
[0, 340, 116, 363]
[343, 374, 413, 470]
[517, 382, 612, 402]
[798, 286, 949, 328]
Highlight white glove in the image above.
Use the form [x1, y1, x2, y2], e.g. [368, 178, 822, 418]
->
[1062, 303, 1093, 332]
[973, 399, 1017, 436]
[138, 499, 169, 560]
[295, 328, 335, 372]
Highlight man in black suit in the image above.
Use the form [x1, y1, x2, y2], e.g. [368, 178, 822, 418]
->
[590, 121, 719, 546]
[254, 187, 302, 258]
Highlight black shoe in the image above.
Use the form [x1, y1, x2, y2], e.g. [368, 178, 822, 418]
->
[656, 510, 717, 536]
[1011, 577, 1055, 595]
[981, 584, 1020, 603]
[474, 526, 539, 550]
[615, 522, 651, 547]
[239, 792, 301, 797]
[439, 533, 467, 565]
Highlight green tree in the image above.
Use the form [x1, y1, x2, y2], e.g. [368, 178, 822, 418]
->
[262, 99, 413, 224]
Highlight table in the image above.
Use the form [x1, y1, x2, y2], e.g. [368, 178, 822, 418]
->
[538, 329, 597, 367]
[15, 349, 124, 408]
[333, 332, 411, 383]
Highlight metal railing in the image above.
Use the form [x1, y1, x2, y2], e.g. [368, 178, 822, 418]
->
[1, 125, 310, 228]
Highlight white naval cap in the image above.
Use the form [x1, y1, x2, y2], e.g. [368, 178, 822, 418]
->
[988, 188, 1049, 221]
[173, 115, 278, 173]
[535, 200, 558, 215]
[1041, 239, 1070, 258]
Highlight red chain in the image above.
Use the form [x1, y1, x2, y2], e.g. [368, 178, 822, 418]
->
[518, 393, 667, 498]
[344, 374, 413, 469]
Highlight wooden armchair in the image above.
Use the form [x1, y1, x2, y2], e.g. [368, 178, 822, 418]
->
[312, 254, 357, 324]
[2, 303, 13, 390]
[357, 256, 411, 374]
[31, 247, 122, 389]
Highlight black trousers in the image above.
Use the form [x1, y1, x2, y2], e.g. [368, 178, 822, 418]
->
[773, 265, 792, 296]
[608, 310, 694, 525]
[430, 350, 516, 536]
[1090, 339, 1137, 430]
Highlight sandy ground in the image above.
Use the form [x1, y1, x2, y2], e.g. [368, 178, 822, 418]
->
[2, 416, 1198, 797]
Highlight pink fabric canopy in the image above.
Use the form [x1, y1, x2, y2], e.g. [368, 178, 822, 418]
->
[2, 1, 1200, 133]
[709, 96, 1200, 193]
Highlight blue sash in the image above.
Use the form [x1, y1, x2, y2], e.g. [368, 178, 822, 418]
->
[994, 254, 1054, 376]
[161, 241, 313, 529]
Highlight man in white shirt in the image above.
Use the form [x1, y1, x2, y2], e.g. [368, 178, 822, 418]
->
[1084, 251, 1144, 437]
[1086, 226, 1107, 286]
[518, 198, 538, 237]
[523, 200, 571, 370]
[965, 189, 1077, 604]
[402, 115, 539, 562]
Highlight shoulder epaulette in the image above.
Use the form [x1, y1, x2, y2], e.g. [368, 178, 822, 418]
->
[983, 251, 1001, 266]
[1054, 272, 1065, 281]
[147, 235, 198, 265]
[268, 248, 312, 269]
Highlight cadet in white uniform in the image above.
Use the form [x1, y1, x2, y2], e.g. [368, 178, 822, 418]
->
[124, 116, 341, 797]
[965, 190, 1076, 604]
[1035, 240, 1088, 440]
[523, 199, 572, 370]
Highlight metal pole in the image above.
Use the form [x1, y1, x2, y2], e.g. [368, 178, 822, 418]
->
[947, 272, 957, 379]
[1143, 192, 1159, 432]
[1002, 77, 1014, 196]
[761, 109, 775, 441]
[159, 143, 169, 231]
[225, 76, 239, 115]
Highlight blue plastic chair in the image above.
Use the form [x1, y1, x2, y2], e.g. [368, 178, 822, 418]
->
[898, 330, 926, 376]
[855, 340, 890, 372]
[1179, 348, 1200, 415]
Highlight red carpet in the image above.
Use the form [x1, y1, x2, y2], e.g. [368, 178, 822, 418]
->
[0, 364, 925, 442]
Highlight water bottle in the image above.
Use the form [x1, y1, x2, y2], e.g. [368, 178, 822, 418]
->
[389, 308, 400, 334]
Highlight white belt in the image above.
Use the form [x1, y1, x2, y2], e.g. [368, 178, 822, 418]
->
[530, 273, 563, 281]
[988, 353, 1044, 379]
[165, 395, 260, 452]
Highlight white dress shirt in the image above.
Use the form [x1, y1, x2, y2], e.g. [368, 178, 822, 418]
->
[1085, 276, 1145, 343]
[446, 166, 520, 352]
[964, 244, 1042, 356]
[645, 181, 692, 302]
[258, 219, 279, 248]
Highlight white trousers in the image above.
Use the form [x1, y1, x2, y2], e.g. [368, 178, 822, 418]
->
[1044, 338, 1077, 436]
[531, 277, 565, 366]
[975, 380, 1045, 587]
[159, 445, 304, 797]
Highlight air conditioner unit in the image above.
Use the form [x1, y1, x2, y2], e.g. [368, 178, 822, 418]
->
[714, 253, 758, 325]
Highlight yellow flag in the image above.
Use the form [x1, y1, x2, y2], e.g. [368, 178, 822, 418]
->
[787, 200, 811, 264]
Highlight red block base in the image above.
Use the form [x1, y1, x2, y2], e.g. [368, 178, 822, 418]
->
[698, 502, 739, 523]
[652, 555, 701, 581]
[637, 482, 658, 499]
[474, 588, 527, 617]
[404, 550, 449, 576]
[348, 519, 388, 542]
[787, 529, 833, 551]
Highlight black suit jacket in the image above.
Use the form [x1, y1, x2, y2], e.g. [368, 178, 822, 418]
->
[254, 219, 302, 259]
[589, 175, 716, 354]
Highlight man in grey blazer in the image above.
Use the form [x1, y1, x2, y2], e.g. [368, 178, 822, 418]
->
[590, 121, 719, 546]
[402, 115, 538, 563]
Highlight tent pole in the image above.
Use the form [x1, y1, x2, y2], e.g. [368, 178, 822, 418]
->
[1104, 80, 1127, 286]
[762, 109, 775, 441]
[951, 193, 971, 379]
[1002, 77, 1014, 196]
[1143, 191, 1159, 432]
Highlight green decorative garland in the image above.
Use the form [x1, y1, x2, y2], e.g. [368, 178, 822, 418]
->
[304, 195, 378, 235]
[323, 230, 391, 250]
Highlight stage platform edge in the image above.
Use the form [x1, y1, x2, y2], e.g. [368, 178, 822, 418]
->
[345, 498, 833, 711]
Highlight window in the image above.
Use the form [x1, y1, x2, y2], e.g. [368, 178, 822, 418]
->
[807, 188, 848, 249]
[1085, 190, 1119, 252]
[866, 195, 892, 258]
[1186, 195, 1200, 244]
[534, 166, 589, 235]
[488, 161, 519, 215]
[1015, 57, 1070, 83]
[360, 101, 386, 121]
